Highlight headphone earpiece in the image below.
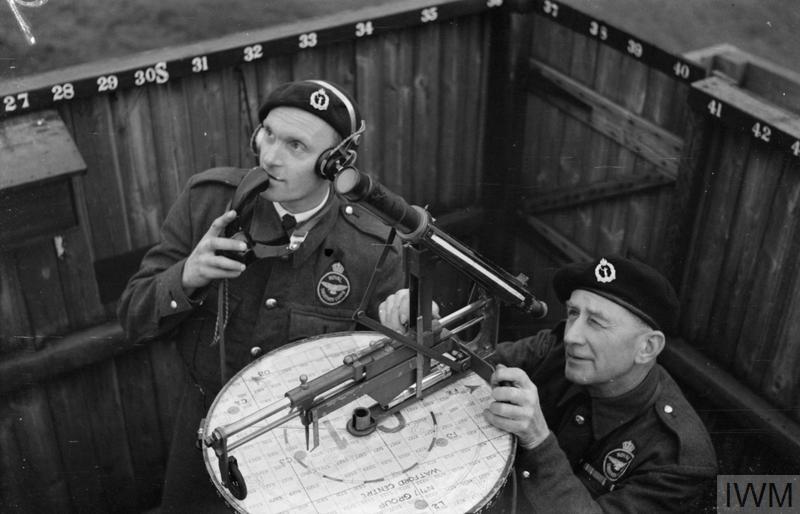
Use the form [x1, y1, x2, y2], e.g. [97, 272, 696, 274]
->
[249, 126, 263, 156]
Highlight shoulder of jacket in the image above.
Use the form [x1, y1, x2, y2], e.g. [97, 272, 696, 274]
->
[338, 201, 397, 243]
[187, 167, 249, 189]
[653, 367, 717, 470]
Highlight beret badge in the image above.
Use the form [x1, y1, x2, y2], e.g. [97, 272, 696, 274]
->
[309, 88, 330, 111]
[594, 258, 616, 284]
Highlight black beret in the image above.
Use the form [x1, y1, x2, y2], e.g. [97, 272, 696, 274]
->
[552, 255, 680, 333]
[257, 80, 362, 142]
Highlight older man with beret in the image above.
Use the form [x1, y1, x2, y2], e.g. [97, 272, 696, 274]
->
[118, 79, 404, 511]
[484, 255, 717, 512]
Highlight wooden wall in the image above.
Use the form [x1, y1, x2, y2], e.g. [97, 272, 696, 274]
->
[489, 2, 800, 477]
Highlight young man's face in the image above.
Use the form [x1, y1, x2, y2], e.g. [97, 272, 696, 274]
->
[255, 106, 338, 212]
[562, 289, 652, 397]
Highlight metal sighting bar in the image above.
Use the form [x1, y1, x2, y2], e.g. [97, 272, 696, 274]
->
[204, 165, 547, 500]
[332, 165, 548, 318]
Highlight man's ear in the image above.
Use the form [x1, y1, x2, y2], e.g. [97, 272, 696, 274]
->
[635, 330, 665, 364]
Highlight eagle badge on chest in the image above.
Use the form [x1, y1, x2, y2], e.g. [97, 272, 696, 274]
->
[603, 440, 636, 482]
[317, 261, 351, 306]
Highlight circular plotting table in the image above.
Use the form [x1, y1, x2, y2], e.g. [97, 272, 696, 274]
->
[203, 332, 515, 513]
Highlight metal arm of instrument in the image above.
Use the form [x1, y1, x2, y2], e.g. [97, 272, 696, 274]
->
[332, 166, 548, 318]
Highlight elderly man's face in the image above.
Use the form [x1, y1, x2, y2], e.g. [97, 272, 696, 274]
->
[563, 289, 652, 397]
[255, 106, 338, 212]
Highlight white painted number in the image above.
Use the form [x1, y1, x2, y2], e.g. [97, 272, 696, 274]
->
[134, 62, 169, 86]
[96, 75, 118, 92]
[421, 7, 438, 23]
[673, 61, 690, 79]
[191, 56, 209, 73]
[626, 39, 643, 58]
[751, 122, 772, 142]
[791, 141, 800, 157]
[707, 99, 722, 118]
[543, 0, 559, 17]
[51, 83, 75, 101]
[589, 21, 608, 40]
[3, 92, 29, 112]
[299, 32, 318, 49]
[243, 44, 263, 62]
[355, 21, 374, 37]
[487, 0, 503, 7]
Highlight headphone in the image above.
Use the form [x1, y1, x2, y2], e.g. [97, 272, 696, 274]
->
[249, 80, 365, 181]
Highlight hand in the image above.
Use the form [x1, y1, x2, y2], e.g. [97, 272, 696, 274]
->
[483, 364, 550, 449]
[182, 210, 248, 291]
[378, 288, 440, 333]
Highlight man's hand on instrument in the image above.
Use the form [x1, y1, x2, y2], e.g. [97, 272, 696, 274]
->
[378, 288, 440, 334]
[484, 364, 550, 450]
[182, 210, 248, 292]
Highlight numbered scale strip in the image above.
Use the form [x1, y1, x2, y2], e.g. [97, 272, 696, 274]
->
[531, 0, 705, 84]
[688, 81, 800, 159]
[1, 0, 505, 118]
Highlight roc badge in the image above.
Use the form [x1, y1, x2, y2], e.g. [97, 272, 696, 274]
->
[317, 262, 350, 305]
[603, 440, 636, 482]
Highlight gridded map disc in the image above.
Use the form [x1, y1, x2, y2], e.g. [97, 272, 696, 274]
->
[203, 332, 515, 513]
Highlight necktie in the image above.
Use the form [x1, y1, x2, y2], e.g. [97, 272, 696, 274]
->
[281, 214, 297, 234]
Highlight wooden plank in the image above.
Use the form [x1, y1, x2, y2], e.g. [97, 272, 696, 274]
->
[734, 157, 800, 386]
[678, 128, 750, 351]
[115, 348, 166, 508]
[521, 172, 673, 214]
[354, 29, 385, 187]
[147, 81, 196, 212]
[462, 16, 490, 207]
[436, 18, 467, 209]
[410, 23, 441, 205]
[0, 110, 86, 190]
[81, 361, 138, 512]
[7, 386, 72, 512]
[761, 237, 800, 419]
[0, 395, 29, 511]
[55, 224, 105, 329]
[0, 322, 127, 396]
[526, 59, 683, 176]
[13, 238, 70, 340]
[45, 369, 111, 512]
[705, 143, 784, 366]
[220, 66, 249, 169]
[68, 96, 132, 259]
[0, 252, 32, 354]
[379, 31, 414, 197]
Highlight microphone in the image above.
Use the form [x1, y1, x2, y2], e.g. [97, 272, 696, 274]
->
[332, 167, 547, 318]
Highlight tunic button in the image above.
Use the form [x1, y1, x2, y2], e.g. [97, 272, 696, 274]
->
[265, 298, 278, 309]
[250, 346, 262, 358]
[345, 205, 354, 215]
[169, 300, 178, 309]
[664, 405, 674, 414]
[522, 470, 531, 479]
[574, 414, 585, 425]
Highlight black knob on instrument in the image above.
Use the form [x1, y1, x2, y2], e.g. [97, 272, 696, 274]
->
[346, 406, 377, 437]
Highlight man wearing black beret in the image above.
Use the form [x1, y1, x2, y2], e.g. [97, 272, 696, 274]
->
[484, 255, 718, 512]
[118, 79, 404, 511]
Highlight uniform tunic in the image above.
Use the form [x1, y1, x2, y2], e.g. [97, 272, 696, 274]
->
[117, 167, 404, 512]
[492, 323, 718, 513]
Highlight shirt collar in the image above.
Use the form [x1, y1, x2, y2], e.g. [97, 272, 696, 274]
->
[273, 186, 330, 224]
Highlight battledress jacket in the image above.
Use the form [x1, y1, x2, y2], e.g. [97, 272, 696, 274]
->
[117, 167, 405, 397]
[492, 323, 718, 513]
